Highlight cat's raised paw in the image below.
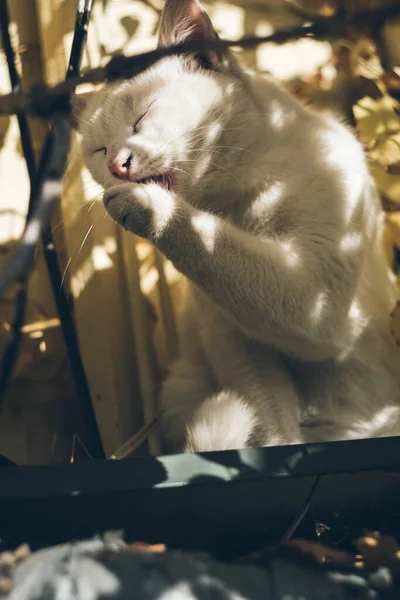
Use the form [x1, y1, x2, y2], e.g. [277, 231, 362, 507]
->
[103, 182, 178, 241]
[103, 183, 153, 238]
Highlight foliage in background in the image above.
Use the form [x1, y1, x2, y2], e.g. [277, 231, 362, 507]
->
[284, 0, 400, 343]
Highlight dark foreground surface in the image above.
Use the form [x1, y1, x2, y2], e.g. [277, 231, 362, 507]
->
[1, 531, 400, 600]
[1, 438, 400, 556]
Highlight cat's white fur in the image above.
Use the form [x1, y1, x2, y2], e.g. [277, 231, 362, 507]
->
[78, 0, 400, 453]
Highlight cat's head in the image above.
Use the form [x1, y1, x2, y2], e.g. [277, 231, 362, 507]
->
[76, 0, 255, 203]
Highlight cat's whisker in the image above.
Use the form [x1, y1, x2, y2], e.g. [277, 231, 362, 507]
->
[178, 157, 241, 186]
[49, 200, 96, 238]
[61, 222, 95, 293]
[212, 145, 259, 156]
[83, 183, 104, 195]
[60, 255, 74, 294]
[169, 165, 194, 180]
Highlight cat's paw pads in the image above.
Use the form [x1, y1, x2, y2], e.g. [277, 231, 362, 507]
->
[103, 182, 177, 240]
[103, 184, 137, 228]
[103, 183, 154, 237]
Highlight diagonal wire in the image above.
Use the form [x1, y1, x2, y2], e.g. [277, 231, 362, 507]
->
[0, 0, 38, 402]
[40, 0, 105, 460]
[0, 1, 399, 118]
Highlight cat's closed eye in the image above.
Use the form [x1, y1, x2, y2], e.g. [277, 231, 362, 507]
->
[133, 103, 155, 134]
[133, 112, 146, 134]
[95, 147, 107, 155]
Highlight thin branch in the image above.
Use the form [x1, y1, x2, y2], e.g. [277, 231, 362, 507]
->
[0, 2, 399, 117]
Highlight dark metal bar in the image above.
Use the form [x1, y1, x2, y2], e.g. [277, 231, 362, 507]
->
[0, 283, 27, 400]
[41, 0, 105, 459]
[0, 0, 104, 459]
[67, 0, 93, 80]
[0, 0, 36, 190]
[0, 0, 37, 405]
[0, 1, 400, 117]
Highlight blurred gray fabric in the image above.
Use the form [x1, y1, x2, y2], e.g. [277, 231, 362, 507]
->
[1, 532, 398, 600]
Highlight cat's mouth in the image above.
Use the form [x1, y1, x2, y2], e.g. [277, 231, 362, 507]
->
[136, 172, 174, 191]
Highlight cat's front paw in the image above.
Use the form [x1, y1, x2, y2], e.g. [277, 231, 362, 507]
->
[104, 183, 151, 238]
[104, 182, 178, 240]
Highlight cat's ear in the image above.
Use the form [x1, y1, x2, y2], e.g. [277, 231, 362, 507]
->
[158, 0, 224, 70]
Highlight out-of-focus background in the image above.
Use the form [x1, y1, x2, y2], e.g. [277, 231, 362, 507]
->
[0, 0, 399, 465]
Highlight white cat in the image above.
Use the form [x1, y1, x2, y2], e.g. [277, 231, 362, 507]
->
[77, 0, 400, 453]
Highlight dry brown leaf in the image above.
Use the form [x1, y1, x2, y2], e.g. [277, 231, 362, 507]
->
[354, 94, 400, 204]
[286, 0, 341, 17]
[127, 542, 167, 553]
[369, 131, 400, 168]
[353, 96, 400, 146]
[238, 538, 355, 571]
[374, 170, 400, 204]
[345, 0, 400, 16]
[285, 539, 355, 565]
[354, 532, 400, 571]
[383, 68, 400, 93]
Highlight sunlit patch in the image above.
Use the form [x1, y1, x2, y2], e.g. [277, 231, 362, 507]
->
[205, 121, 222, 145]
[251, 182, 284, 217]
[319, 123, 366, 225]
[211, 4, 245, 40]
[269, 99, 285, 130]
[349, 300, 362, 321]
[310, 291, 327, 324]
[23, 218, 41, 245]
[141, 266, 159, 295]
[158, 582, 197, 600]
[164, 260, 182, 285]
[255, 21, 274, 38]
[344, 298, 369, 349]
[257, 39, 332, 81]
[279, 240, 300, 267]
[191, 213, 218, 253]
[193, 154, 212, 181]
[347, 406, 400, 438]
[71, 237, 117, 298]
[151, 188, 177, 237]
[92, 246, 113, 271]
[340, 232, 362, 253]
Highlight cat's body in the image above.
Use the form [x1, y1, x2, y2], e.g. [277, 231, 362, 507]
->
[78, 0, 400, 453]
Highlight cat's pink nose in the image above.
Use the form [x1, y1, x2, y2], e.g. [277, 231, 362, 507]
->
[109, 154, 132, 180]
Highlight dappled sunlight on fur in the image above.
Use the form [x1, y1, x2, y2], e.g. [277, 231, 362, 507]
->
[77, 0, 400, 454]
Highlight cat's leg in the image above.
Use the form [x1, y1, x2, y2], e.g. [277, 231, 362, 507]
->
[183, 364, 302, 453]
[178, 301, 302, 452]
[201, 311, 303, 447]
[158, 295, 218, 453]
[103, 182, 362, 362]
[159, 352, 218, 453]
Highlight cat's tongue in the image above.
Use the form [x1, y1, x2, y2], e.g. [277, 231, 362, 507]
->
[137, 173, 173, 191]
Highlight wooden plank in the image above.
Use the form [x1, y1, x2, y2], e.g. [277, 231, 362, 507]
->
[0, 0, 78, 465]
[34, 0, 146, 456]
